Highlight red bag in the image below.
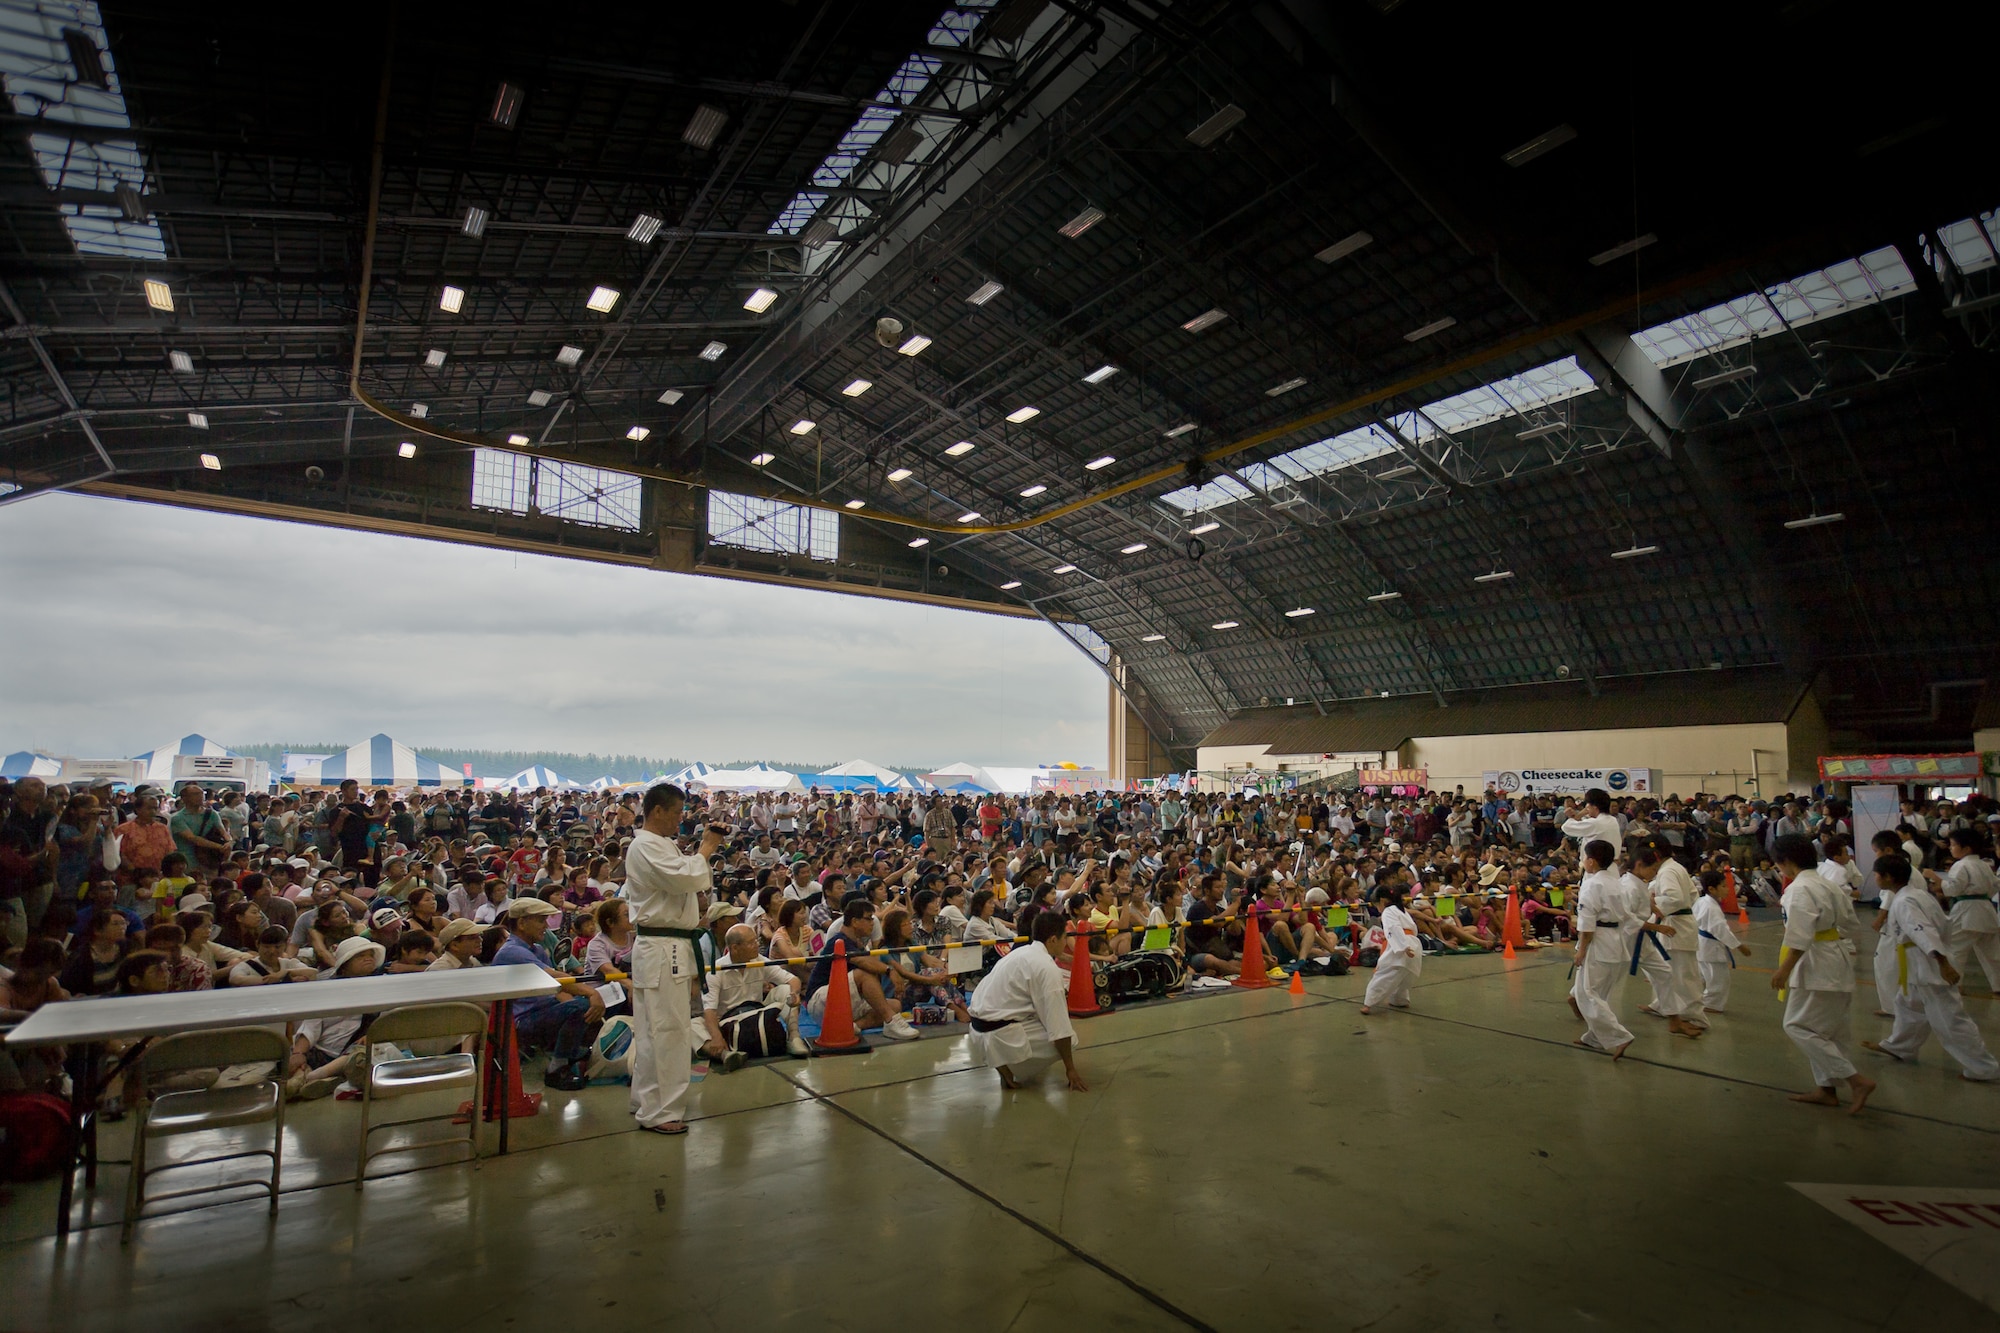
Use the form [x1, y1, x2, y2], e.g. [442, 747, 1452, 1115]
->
[0, 1091, 75, 1181]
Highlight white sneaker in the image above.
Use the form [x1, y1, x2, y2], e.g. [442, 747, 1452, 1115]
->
[787, 1034, 810, 1058]
[884, 1018, 921, 1041]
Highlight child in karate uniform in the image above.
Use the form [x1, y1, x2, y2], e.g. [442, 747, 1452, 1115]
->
[1693, 870, 1750, 1012]
[1867, 830, 1905, 1016]
[1926, 827, 2000, 993]
[1360, 881, 1421, 1015]
[1571, 840, 1636, 1058]
[1862, 854, 2000, 1081]
[1769, 833, 1875, 1115]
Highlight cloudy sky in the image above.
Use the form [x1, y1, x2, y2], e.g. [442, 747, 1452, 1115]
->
[0, 493, 1107, 768]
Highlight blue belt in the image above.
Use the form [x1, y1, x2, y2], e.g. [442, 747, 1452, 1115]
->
[1629, 923, 1672, 975]
[1698, 928, 1734, 967]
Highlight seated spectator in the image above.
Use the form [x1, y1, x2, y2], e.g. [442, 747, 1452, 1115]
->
[493, 899, 603, 1091]
[584, 898, 633, 976]
[60, 904, 131, 996]
[427, 917, 497, 971]
[472, 878, 513, 925]
[115, 948, 172, 997]
[228, 925, 315, 985]
[307, 899, 360, 965]
[285, 936, 388, 1098]
[880, 907, 968, 1023]
[72, 879, 142, 948]
[0, 938, 69, 1093]
[151, 851, 198, 918]
[384, 931, 435, 973]
[703, 922, 809, 1067]
[803, 897, 918, 1040]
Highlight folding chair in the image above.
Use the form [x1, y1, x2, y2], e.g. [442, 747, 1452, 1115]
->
[123, 1026, 290, 1241]
[355, 1002, 488, 1187]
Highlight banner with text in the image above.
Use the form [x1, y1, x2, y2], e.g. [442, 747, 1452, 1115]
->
[1481, 767, 1656, 797]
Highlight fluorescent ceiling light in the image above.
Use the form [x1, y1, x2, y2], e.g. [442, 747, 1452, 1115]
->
[1610, 544, 1659, 560]
[626, 425, 650, 441]
[1000, 580, 1022, 590]
[1082, 364, 1119, 384]
[489, 82, 522, 128]
[1693, 364, 1755, 388]
[409, 403, 428, 418]
[1284, 607, 1315, 618]
[1141, 633, 1166, 642]
[957, 511, 981, 523]
[1366, 590, 1402, 603]
[462, 206, 488, 238]
[1783, 511, 1846, 530]
[168, 350, 194, 373]
[1006, 405, 1039, 423]
[1515, 421, 1564, 440]
[1052, 564, 1077, 574]
[743, 287, 778, 313]
[908, 537, 930, 548]
[1186, 103, 1246, 147]
[887, 467, 913, 481]
[683, 104, 728, 150]
[699, 341, 726, 361]
[966, 280, 1004, 305]
[438, 285, 465, 313]
[143, 279, 173, 312]
[1163, 422, 1197, 438]
[425, 348, 446, 368]
[1590, 234, 1658, 267]
[586, 286, 620, 313]
[1058, 205, 1106, 238]
[750, 452, 774, 466]
[1020, 483, 1048, 497]
[944, 441, 975, 457]
[844, 499, 865, 509]
[1314, 231, 1373, 264]
[627, 214, 663, 244]
[1211, 620, 1240, 630]
[1085, 455, 1115, 471]
[1190, 521, 1220, 535]
[1405, 316, 1457, 342]
[1120, 542, 1147, 554]
[657, 389, 684, 405]
[1266, 377, 1307, 396]
[897, 334, 932, 356]
[527, 389, 552, 406]
[1375, 464, 1419, 481]
[556, 345, 583, 366]
[842, 379, 873, 397]
[199, 452, 220, 469]
[398, 441, 417, 458]
[1474, 570, 1516, 584]
[186, 411, 207, 429]
[1502, 123, 1577, 167]
[796, 217, 837, 250]
[789, 418, 816, 435]
[1181, 307, 1228, 333]
[507, 433, 530, 446]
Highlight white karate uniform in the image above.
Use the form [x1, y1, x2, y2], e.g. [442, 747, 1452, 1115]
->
[1877, 887, 2000, 1079]
[1621, 870, 1675, 1015]
[623, 828, 708, 1128]
[967, 938, 1075, 1077]
[1363, 904, 1422, 1009]
[1652, 859, 1707, 1026]
[1573, 869, 1635, 1051]
[1692, 894, 1741, 1011]
[1779, 869, 1860, 1087]
[1939, 855, 2000, 991]
[1869, 885, 1900, 1012]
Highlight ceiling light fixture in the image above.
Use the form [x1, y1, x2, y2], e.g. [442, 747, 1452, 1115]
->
[1366, 590, 1402, 603]
[1610, 543, 1659, 559]
[944, 441, 975, 457]
[1082, 363, 1119, 384]
[682, 103, 728, 150]
[527, 390, 552, 407]
[1000, 580, 1022, 590]
[1120, 542, 1148, 554]
[1181, 307, 1228, 333]
[409, 403, 428, 418]
[1211, 620, 1240, 630]
[626, 425, 650, 441]
[698, 341, 726, 361]
[789, 419, 816, 435]
[398, 441, 417, 458]
[1163, 422, 1197, 438]
[1473, 569, 1516, 584]
[897, 333, 932, 356]
[1314, 230, 1374, 264]
[1020, 483, 1048, 497]
[1053, 564, 1077, 574]
[1141, 633, 1166, 642]
[187, 411, 207, 429]
[657, 389, 684, 405]
[887, 467, 913, 481]
[461, 205, 488, 238]
[1186, 103, 1246, 147]
[627, 213, 663, 244]
[1502, 123, 1577, 167]
[1404, 316, 1457, 342]
[742, 287, 778, 313]
[143, 278, 173, 312]
[1693, 363, 1756, 388]
[425, 348, 446, 368]
[1284, 607, 1316, 618]
[1590, 233, 1658, 267]
[438, 285, 465, 313]
[842, 379, 873, 397]
[1516, 421, 1564, 440]
[1006, 405, 1039, 423]
[1375, 464, 1419, 481]
[1266, 377, 1308, 396]
[489, 82, 523, 128]
[844, 499, 865, 510]
[908, 537, 930, 548]
[168, 350, 193, 373]
[555, 345, 583, 366]
[1085, 455, 1115, 471]
[507, 434, 530, 446]
[750, 452, 774, 466]
[966, 279, 1004, 305]
[1058, 205, 1106, 238]
[199, 451, 220, 469]
[586, 285, 620, 313]
[1190, 521, 1220, 535]
[1783, 511, 1846, 530]
[957, 511, 982, 523]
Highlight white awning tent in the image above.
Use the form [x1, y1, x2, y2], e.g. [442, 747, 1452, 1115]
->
[1, 750, 62, 779]
[503, 765, 579, 790]
[922, 762, 999, 793]
[980, 766, 1053, 795]
[688, 766, 805, 793]
[130, 734, 240, 784]
[660, 762, 713, 787]
[292, 734, 469, 787]
[587, 775, 621, 791]
[815, 759, 910, 790]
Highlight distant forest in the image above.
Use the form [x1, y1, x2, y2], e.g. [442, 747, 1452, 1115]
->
[228, 744, 925, 783]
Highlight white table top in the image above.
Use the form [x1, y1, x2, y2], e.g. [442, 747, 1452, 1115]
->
[5, 965, 561, 1046]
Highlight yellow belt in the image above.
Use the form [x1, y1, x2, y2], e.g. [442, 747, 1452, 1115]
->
[1896, 940, 1909, 995]
[1778, 930, 1843, 1001]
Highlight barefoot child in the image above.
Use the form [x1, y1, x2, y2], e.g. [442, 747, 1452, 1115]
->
[1768, 833, 1875, 1115]
[1571, 840, 1635, 1058]
[1866, 830, 1906, 1016]
[1694, 869, 1750, 1012]
[1861, 853, 2000, 1081]
[1360, 881, 1421, 1015]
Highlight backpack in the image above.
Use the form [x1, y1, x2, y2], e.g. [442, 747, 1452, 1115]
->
[586, 1016, 635, 1083]
[1103, 948, 1187, 1003]
[0, 1092, 74, 1181]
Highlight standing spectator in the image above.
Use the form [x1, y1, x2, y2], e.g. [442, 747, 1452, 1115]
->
[328, 778, 374, 884]
[1, 776, 58, 943]
[216, 790, 251, 852]
[116, 793, 176, 898]
[169, 784, 231, 879]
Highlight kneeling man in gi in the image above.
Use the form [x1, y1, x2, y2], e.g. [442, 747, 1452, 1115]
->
[967, 910, 1089, 1091]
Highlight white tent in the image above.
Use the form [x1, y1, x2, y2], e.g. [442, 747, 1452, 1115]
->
[1, 750, 62, 779]
[922, 762, 999, 793]
[587, 775, 621, 791]
[293, 734, 468, 787]
[689, 767, 805, 793]
[980, 766, 1052, 795]
[660, 762, 713, 787]
[130, 733, 240, 784]
[816, 759, 909, 790]
[504, 765, 578, 790]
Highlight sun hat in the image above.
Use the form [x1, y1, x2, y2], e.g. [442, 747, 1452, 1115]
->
[506, 898, 561, 920]
[323, 936, 386, 975]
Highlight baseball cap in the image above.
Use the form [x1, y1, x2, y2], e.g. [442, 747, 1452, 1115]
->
[436, 918, 496, 947]
[369, 906, 402, 930]
[506, 898, 561, 920]
[703, 901, 743, 925]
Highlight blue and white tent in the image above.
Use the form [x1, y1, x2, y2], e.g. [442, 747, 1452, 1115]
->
[660, 762, 713, 787]
[294, 734, 467, 787]
[587, 775, 622, 791]
[1, 750, 62, 779]
[816, 759, 909, 790]
[504, 765, 577, 790]
[130, 734, 241, 784]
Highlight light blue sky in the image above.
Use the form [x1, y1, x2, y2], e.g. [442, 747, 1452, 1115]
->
[0, 492, 1108, 769]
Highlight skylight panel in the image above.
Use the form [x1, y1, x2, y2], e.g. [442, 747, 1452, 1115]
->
[1633, 244, 1918, 366]
[1409, 356, 1598, 438]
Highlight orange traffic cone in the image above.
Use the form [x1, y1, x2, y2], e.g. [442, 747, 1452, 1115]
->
[811, 937, 869, 1055]
[460, 1002, 541, 1123]
[1502, 889, 1523, 960]
[1067, 924, 1102, 1016]
[1287, 968, 1306, 996]
[1233, 903, 1272, 989]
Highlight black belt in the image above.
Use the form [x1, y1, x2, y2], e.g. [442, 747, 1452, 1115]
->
[636, 925, 705, 942]
[970, 1015, 1016, 1033]
[1669, 908, 1694, 917]
[1594, 920, 1621, 928]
